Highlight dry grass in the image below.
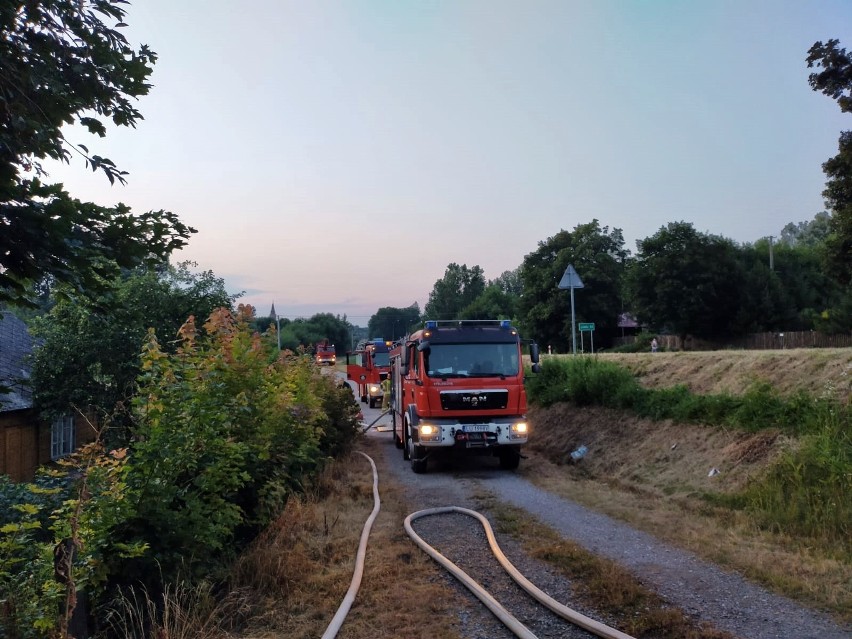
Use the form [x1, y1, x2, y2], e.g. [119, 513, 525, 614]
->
[595, 349, 852, 402]
[230, 436, 465, 639]
[521, 400, 852, 623]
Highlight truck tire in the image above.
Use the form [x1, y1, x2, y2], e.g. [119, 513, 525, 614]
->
[392, 413, 404, 449]
[498, 447, 521, 470]
[403, 420, 411, 460]
[411, 451, 427, 474]
[405, 420, 427, 472]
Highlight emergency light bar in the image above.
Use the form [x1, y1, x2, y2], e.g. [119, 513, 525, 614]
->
[423, 319, 513, 329]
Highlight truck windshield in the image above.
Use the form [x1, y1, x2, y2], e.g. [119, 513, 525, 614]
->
[425, 343, 519, 378]
[373, 352, 390, 367]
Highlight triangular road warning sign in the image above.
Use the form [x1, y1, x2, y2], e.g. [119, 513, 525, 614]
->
[558, 264, 584, 289]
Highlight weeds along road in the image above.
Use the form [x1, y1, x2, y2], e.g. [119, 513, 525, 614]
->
[346, 380, 850, 639]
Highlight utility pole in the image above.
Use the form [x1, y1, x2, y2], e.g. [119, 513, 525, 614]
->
[768, 235, 774, 271]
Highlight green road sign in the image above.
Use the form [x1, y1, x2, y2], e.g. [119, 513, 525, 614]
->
[578, 322, 595, 331]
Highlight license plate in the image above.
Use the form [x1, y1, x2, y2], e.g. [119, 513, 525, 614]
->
[464, 424, 489, 432]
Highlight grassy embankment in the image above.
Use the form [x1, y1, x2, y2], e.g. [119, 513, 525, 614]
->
[518, 350, 851, 623]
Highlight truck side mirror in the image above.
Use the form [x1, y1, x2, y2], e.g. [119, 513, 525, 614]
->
[529, 342, 540, 364]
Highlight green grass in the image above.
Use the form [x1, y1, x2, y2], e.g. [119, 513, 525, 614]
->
[527, 356, 852, 548]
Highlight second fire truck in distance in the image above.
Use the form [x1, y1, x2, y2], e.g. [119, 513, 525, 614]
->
[388, 319, 540, 473]
[346, 338, 392, 407]
[314, 340, 336, 366]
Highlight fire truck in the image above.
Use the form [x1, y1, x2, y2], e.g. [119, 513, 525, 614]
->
[346, 338, 392, 407]
[314, 340, 336, 366]
[388, 319, 540, 473]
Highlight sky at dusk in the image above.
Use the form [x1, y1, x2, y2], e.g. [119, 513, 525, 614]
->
[44, 0, 852, 326]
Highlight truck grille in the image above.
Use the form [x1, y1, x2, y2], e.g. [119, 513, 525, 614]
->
[439, 389, 508, 411]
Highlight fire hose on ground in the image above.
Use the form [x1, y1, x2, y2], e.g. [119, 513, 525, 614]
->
[322, 452, 637, 639]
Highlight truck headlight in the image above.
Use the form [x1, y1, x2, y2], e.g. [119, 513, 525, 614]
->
[419, 424, 441, 441]
[369, 385, 380, 394]
[509, 422, 528, 439]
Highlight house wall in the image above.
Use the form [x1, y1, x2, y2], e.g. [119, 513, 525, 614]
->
[0, 409, 40, 482]
[0, 410, 99, 482]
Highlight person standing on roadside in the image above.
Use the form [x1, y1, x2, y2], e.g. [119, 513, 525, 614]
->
[651, 337, 659, 353]
[381, 375, 391, 411]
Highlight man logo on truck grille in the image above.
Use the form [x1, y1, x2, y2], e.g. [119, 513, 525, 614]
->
[464, 393, 485, 406]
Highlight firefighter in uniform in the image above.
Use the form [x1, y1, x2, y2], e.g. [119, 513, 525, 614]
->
[381, 375, 391, 412]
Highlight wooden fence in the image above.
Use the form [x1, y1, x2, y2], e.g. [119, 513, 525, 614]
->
[615, 330, 852, 351]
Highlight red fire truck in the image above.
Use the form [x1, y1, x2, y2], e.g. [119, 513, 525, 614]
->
[314, 340, 336, 366]
[346, 338, 392, 407]
[388, 319, 540, 473]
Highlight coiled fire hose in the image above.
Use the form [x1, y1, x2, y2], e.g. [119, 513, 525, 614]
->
[404, 506, 636, 639]
[323, 452, 636, 639]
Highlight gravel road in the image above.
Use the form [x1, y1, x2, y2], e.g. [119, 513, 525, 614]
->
[355, 398, 850, 639]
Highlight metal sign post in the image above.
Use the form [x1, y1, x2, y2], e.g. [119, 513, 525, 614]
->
[579, 322, 595, 354]
[558, 265, 584, 355]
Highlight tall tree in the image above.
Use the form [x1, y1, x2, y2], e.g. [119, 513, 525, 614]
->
[460, 285, 518, 321]
[278, 313, 354, 353]
[30, 262, 237, 436]
[368, 304, 421, 340]
[807, 39, 852, 286]
[519, 221, 628, 351]
[1, 0, 194, 308]
[423, 263, 486, 320]
[779, 212, 832, 247]
[490, 268, 523, 296]
[625, 222, 745, 344]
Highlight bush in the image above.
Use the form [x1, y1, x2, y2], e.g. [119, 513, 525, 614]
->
[527, 356, 640, 408]
[0, 306, 361, 637]
[734, 403, 851, 545]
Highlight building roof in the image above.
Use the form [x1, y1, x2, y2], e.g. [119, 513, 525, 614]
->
[0, 312, 34, 412]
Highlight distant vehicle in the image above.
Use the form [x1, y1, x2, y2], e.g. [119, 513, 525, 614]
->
[315, 340, 336, 366]
[346, 338, 391, 407]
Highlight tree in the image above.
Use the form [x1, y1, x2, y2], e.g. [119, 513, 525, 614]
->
[625, 222, 746, 344]
[30, 262, 237, 438]
[460, 285, 518, 320]
[278, 313, 353, 353]
[519, 221, 628, 351]
[423, 263, 486, 320]
[779, 212, 832, 247]
[1, 1, 194, 308]
[368, 304, 421, 340]
[490, 268, 523, 296]
[807, 40, 852, 286]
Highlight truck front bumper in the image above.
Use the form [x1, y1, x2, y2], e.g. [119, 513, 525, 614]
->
[414, 418, 528, 448]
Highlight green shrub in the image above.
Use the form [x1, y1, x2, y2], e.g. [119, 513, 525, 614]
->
[735, 403, 851, 546]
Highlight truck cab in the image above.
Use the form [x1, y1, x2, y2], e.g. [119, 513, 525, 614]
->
[389, 319, 539, 473]
[346, 338, 392, 407]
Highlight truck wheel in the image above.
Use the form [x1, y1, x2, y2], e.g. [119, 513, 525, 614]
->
[411, 451, 427, 474]
[403, 421, 411, 460]
[406, 424, 427, 473]
[393, 413, 403, 449]
[498, 447, 521, 470]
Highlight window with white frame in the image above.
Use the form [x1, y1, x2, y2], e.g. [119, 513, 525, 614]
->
[51, 415, 75, 460]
